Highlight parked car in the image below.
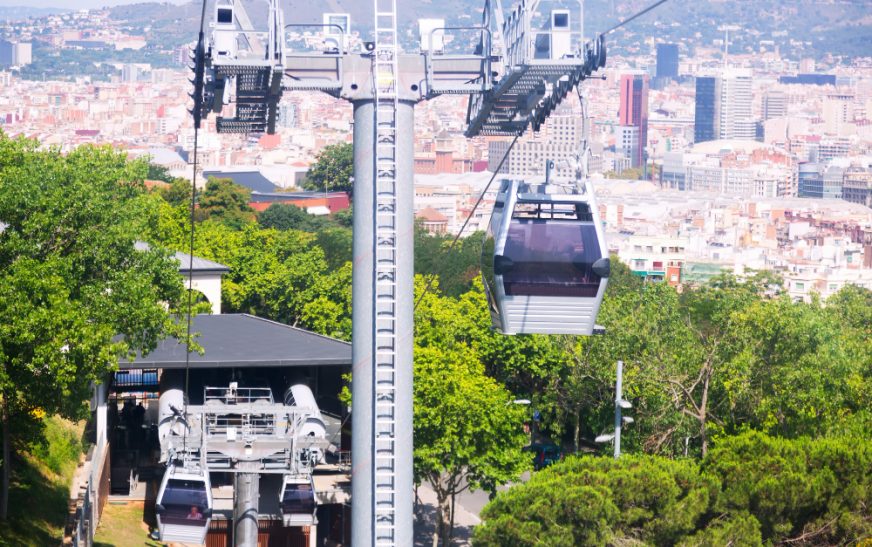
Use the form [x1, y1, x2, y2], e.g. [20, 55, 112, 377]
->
[526, 442, 563, 470]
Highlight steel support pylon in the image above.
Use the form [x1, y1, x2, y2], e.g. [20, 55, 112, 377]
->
[351, 98, 415, 547]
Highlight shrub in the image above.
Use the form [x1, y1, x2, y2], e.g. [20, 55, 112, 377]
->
[29, 416, 83, 475]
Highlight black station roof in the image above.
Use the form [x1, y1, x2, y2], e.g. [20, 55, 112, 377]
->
[121, 314, 351, 369]
[203, 170, 277, 193]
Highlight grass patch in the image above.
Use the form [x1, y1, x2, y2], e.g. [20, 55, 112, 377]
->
[93, 502, 161, 547]
[31, 416, 84, 475]
[0, 417, 84, 547]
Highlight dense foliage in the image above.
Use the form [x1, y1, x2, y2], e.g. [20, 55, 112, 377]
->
[2, 133, 868, 542]
[475, 432, 871, 546]
[0, 133, 185, 519]
[301, 143, 354, 195]
[142, 174, 871, 545]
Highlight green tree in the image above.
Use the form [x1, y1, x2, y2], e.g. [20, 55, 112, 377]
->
[303, 143, 353, 194]
[331, 205, 353, 228]
[197, 177, 255, 228]
[258, 202, 328, 232]
[415, 227, 485, 298]
[477, 433, 870, 546]
[315, 226, 353, 269]
[703, 432, 871, 544]
[414, 344, 530, 547]
[676, 512, 763, 547]
[183, 222, 352, 340]
[0, 135, 185, 520]
[146, 162, 173, 183]
[726, 292, 869, 439]
[157, 177, 194, 208]
[475, 455, 718, 546]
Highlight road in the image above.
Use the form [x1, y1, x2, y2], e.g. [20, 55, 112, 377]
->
[413, 471, 532, 546]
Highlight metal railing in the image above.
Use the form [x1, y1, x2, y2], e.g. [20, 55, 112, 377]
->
[68, 440, 107, 547]
[204, 385, 274, 404]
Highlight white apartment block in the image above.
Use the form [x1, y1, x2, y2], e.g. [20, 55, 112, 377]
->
[719, 70, 755, 140]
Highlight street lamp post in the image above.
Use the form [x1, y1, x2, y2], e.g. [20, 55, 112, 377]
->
[595, 360, 633, 458]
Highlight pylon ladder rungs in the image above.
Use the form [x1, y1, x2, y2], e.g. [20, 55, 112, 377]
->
[372, 0, 399, 540]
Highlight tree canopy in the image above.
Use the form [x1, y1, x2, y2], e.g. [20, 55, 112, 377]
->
[414, 331, 530, 546]
[302, 142, 354, 194]
[258, 202, 328, 232]
[476, 432, 871, 546]
[197, 176, 255, 228]
[0, 134, 185, 519]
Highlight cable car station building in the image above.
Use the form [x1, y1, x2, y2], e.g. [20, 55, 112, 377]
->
[90, 251, 352, 546]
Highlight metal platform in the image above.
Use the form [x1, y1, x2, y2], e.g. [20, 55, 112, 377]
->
[464, 0, 606, 136]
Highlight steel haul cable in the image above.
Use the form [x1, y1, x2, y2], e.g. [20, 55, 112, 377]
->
[413, 130, 522, 310]
[181, 0, 209, 455]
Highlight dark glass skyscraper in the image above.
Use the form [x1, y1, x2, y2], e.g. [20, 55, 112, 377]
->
[656, 43, 679, 80]
[0, 41, 13, 67]
[694, 76, 718, 144]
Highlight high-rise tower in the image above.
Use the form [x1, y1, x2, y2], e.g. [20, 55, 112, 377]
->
[694, 76, 718, 144]
[656, 43, 679, 80]
[719, 69, 754, 140]
[618, 73, 649, 167]
[695, 70, 754, 143]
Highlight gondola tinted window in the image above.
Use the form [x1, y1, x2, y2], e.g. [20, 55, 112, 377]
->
[281, 482, 316, 514]
[160, 479, 209, 520]
[217, 7, 233, 24]
[501, 220, 602, 297]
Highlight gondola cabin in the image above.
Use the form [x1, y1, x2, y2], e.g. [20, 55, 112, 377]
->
[482, 179, 610, 335]
[279, 475, 317, 526]
[155, 463, 212, 544]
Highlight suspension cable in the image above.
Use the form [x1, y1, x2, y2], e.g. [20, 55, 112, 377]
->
[182, 0, 209, 454]
[602, 0, 669, 35]
[413, 130, 522, 310]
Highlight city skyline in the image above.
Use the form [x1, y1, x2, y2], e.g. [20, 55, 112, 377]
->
[0, 0, 188, 8]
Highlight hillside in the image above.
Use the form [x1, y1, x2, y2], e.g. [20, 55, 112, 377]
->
[107, 0, 872, 60]
[0, 6, 71, 20]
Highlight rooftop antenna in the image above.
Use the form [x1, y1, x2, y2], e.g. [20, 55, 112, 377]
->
[718, 24, 739, 69]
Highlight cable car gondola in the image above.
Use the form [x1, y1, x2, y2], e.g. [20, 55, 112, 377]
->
[279, 474, 317, 526]
[482, 178, 610, 335]
[155, 462, 213, 544]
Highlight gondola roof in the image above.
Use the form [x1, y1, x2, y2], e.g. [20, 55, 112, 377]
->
[121, 313, 351, 369]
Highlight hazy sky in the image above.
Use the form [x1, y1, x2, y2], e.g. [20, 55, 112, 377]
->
[0, 0, 189, 8]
